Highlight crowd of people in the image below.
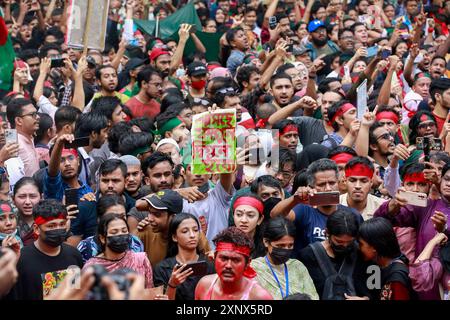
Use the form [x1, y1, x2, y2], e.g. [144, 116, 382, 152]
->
[0, 0, 449, 301]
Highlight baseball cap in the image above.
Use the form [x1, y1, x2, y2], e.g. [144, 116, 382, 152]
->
[292, 45, 312, 56]
[187, 61, 207, 77]
[149, 48, 171, 62]
[125, 58, 148, 72]
[307, 20, 325, 33]
[143, 190, 183, 214]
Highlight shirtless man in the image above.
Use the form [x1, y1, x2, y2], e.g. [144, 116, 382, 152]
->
[195, 227, 273, 300]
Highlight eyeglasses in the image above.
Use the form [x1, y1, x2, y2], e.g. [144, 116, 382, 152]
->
[20, 112, 39, 119]
[217, 87, 235, 94]
[376, 132, 394, 141]
[418, 122, 436, 130]
[193, 98, 210, 106]
[149, 82, 163, 89]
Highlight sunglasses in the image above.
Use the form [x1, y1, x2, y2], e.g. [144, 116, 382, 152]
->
[217, 87, 235, 94]
[193, 98, 210, 106]
[376, 132, 394, 141]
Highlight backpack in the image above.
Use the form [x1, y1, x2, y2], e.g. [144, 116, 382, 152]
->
[310, 242, 357, 300]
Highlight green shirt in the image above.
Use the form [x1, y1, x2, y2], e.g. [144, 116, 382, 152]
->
[251, 257, 319, 300]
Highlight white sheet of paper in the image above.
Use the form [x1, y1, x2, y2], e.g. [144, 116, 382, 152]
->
[357, 79, 368, 120]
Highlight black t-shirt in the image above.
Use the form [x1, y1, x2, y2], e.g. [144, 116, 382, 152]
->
[299, 245, 373, 299]
[7, 242, 83, 300]
[153, 254, 215, 301]
[292, 116, 328, 146]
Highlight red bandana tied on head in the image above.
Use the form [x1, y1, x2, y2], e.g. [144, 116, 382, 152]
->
[328, 103, 356, 126]
[233, 197, 264, 216]
[280, 124, 298, 136]
[403, 172, 429, 184]
[61, 148, 78, 158]
[330, 153, 354, 165]
[345, 163, 374, 178]
[34, 213, 66, 226]
[376, 111, 399, 124]
[215, 242, 257, 278]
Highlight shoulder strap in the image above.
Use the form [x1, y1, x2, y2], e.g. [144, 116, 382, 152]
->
[338, 251, 357, 276]
[309, 242, 337, 277]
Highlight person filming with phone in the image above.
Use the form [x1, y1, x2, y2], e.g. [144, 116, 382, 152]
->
[374, 162, 450, 299]
[271, 159, 363, 259]
[43, 134, 93, 203]
[153, 213, 215, 300]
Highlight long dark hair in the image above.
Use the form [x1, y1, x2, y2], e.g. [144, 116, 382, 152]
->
[326, 209, 360, 237]
[262, 217, 296, 252]
[94, 213, 129, 254]
[359, 217, 408, 264]
[166, 213, 201, 258]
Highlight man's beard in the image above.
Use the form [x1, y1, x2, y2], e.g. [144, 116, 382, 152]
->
[312, 37, 327, 47]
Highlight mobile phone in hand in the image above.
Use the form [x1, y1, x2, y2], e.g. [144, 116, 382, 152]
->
[308, 191, 340, 206]
[269, 16, 277, 30]
[64, 188, 79, 206]
[183, 261, 208, 277]
[65, 136, 90, 149]
[5, 129, 17, 144]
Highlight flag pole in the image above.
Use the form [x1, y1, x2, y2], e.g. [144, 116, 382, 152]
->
[83, 0, 93, 56]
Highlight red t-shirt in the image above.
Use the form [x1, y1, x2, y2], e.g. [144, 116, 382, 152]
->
[433, 112, 446, 136]
[125, 97, 161, 121]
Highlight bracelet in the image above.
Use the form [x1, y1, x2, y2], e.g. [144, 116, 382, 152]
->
[167, 283, 177, 289]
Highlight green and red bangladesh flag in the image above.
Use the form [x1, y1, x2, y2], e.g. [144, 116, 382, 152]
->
[0, 8, 15, 92]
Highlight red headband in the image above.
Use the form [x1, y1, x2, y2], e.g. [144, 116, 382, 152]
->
[34, 213, 66, 226]
[280, 124, 298, 136]
[345, 163, 374, 178]
[376, 111, 399, 124]
[61, 148, 78, 158]
[215, 242, 257, 278]
[403, 172, 429, 184]
[330, 153, 354, 165]
[329, 103, 355, 126]
[233, 197, 264, 215]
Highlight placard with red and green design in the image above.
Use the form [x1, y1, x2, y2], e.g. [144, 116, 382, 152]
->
[191, 109, 237, 175]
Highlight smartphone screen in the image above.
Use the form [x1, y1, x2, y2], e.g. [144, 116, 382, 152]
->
[183, 261, 208, 277]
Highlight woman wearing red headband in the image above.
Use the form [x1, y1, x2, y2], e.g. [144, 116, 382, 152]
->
[232, 194, 265, 258]
[195, 227, 273, 300]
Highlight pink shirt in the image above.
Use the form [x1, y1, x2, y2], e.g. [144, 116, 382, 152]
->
[83, 250, 153, 288]
[18, 133, 40, 177]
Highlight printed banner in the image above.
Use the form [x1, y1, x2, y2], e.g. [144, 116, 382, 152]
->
[66, 0, 110, 51]
[191, 109, 237, 175]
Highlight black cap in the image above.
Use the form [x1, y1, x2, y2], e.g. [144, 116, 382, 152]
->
[143, 190, 183, 214]
[86, 56, 96, 68]
[187, 61, 207, 77]
[125, 58, 148, 72]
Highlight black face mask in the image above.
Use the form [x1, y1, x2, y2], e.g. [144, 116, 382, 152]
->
[107, 234, 130, 253]
[263, 197, 282, 220]
[330, 240, 355, 257]
[270, 246, 293, 265]
[42, 228, 68, 247]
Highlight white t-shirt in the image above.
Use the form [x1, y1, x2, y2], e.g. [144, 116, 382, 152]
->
[183, 181, 235, 249]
